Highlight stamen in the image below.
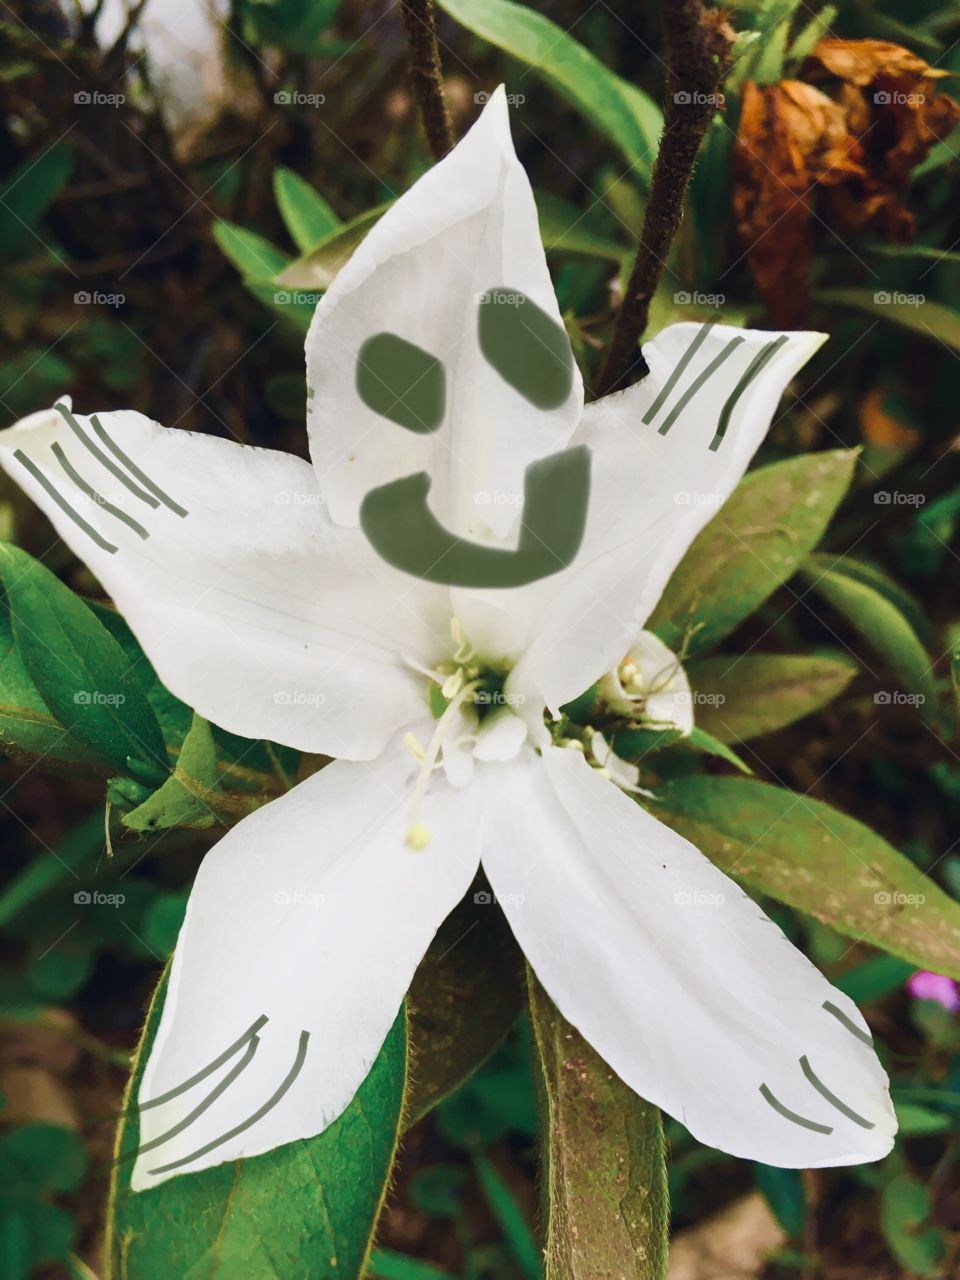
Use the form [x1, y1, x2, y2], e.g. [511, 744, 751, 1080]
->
[405, 678, 481, 848]
[403, 732, 426, 762]
[405, 823, 431, 851]
[441, 667, 464, 699]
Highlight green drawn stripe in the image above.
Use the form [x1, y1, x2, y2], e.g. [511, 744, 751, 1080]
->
[800, 1055, 875, 1130]
[657, 336, 745, 437]
[55, 404, 160, 509]
[89, 413, 188, 517]
[759, 1083, 833, 1134]
[139, 1014, 269, 1111]
[134, 1036, 262, 1160]
[642, 323, 715, 425]
[822, 1000, 874, 1048]
[14, 450, 118, 554]
[52, 443, 149, 541]
[710, 335, 789, 452]
[149, 1029, 310, 1175]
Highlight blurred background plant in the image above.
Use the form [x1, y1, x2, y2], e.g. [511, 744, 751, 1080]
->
[2, 0, 960, 1277]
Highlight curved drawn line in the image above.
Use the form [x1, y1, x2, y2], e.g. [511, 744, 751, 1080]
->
[759, 1083, 833, 1134]
[642, 322, 715, 425]
[822, 1000, 874, 1048]
[52, 443, 149, 541]
[800, 1055, 875, 1130]
[55, 404, 161, 509]
[657, 337, 745, 437]
[709, 335, 789, 452]
[13, 450, 118, 554]
[133, 1035, 262, 1160]
[139, 1014, 269, 1111]
[149, 1030, 310, 1175]
[89, 414, 189, 517]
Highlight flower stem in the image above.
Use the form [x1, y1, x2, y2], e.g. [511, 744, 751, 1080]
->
[400, 0, 455, 162]
[594, 0, 735, 397]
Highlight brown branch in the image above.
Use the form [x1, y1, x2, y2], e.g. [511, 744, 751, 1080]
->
[400, 0, 455, 162]
[594, 0, 735, 397]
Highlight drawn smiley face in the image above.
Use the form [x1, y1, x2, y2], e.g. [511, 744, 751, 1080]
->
[354, 287, 591, 589]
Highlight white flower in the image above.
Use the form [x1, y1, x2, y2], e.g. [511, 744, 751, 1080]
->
[0, 88, 895, 1191]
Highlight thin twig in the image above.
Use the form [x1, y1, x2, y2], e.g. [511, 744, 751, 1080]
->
[594, 0, 735, 397]
[400, 0, 455, 161]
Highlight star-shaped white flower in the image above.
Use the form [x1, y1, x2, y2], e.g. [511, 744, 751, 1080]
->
[0, 88, 895, 1191]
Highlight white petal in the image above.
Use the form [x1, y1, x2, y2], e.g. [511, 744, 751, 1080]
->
[0, 405, 448, 758]
[133, 743, 481, 1190]
[474, 707, 527, 762]
[455, 323, 823, 717]
[480, 746, 895, 1166]
[306, 86, 582, 540]
[604, 632, 694, 736]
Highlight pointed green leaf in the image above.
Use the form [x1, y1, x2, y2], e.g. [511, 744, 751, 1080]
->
[536, 193, 629, 261]
[122, 713, 220, 833]
[0, 543, 166, 775]
[816, 288, 960, 353]
[687, 653, 858, 743]
[107, 970, 408, 1279]
[212, 219, 289, 283]
[881, 1176, 945, 1277]
[649, 450, 858, 655]
[651, 776, 960, 979]
[803, 554, 931, 645]
[273, 167, 341, 252]
[528, 973, 668, 1280]
[0, 142, 74, 259]
[687, 725, 753, 773]
[436, 0, 662, 181]
[798, 556, 937, 719]
[277, 203, 392, 289]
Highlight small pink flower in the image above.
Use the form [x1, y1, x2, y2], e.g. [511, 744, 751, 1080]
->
[907, 971, 960, 1012]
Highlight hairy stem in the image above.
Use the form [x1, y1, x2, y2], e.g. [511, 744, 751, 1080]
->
[594, 0, 735, 397]
[400, 0, 455, 162]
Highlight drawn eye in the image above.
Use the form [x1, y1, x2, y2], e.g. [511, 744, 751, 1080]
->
[477, 287, 573, 408]
[356, 333, 446, 434]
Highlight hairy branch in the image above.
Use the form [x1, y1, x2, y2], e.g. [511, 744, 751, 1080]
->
[594, 0, 735, 397]
[400, 0, 455, 162]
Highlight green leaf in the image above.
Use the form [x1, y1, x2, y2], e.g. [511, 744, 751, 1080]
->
[212, 219, 289, 283]
[277, 203, 391, 289]
[406, 886, 524, 1127]
[122, 714, 220, 833]
[0, 1124, 88, 1194]
[106, 970, 408, 1280]
[755, 1164, 806, 1237]
[0, 142, 74, 260]
[686, 653, 858, 743]
[833, 954, 914, 1004]
[649, 451, 857, 656]
[651, 776, 960, 979]
[368, 1250, 456, 1279]
[0, 810, 105, 926]
[686, 725, 753, 773]
[893, 1101, 951, 1136]
[816, 288, 960, 354]
[881, 1175, 945, 1277]
[528, 973, 668, 1280]
[787, 5, 838, 67]
[0, 543, 167, 775]
[798, 557, 937, 719]
[802, 554, 932, 646]
[436, 0, 662, 181]
[273, 167, 340, 252]
[536, 192, 628, 261]
[474, 1153, 540, 1279]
